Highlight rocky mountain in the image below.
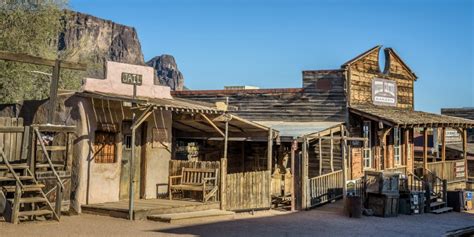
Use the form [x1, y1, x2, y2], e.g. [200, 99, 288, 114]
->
[57, 11, 185, 90]
[146, 55, 184, 91]
[58, 10, 145, 78]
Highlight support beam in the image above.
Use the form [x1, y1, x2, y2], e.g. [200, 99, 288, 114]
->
[318, 138, 323, 176]
[200, 113, 225, 137]
[463, 129, 468, 180]
[267, 128, 273, 171]
[404, 128, 409, 168]
[301, 137, 309, 209]
[223, 114, 229, 159]
[220, 158, 227, 210]
[290, 140, 296, 212]
[330, 130, 334, 172]
[441, 127, 446, 179]
[47, 60, 60, 124]
[423, 127, 428, 173]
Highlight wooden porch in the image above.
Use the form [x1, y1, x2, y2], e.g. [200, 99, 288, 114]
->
[81, 198, 219, 220]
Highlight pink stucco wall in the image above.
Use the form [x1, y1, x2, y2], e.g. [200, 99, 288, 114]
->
[83, 61, 172, 99]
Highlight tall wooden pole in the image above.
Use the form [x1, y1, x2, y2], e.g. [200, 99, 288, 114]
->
[423, 127, 428, 174]
[47, 60, 60, 124]
[463, 129, 468, 180]
[318, 138, 322, 176]
[129, 84, 137, 220]
[330, 129, 334, 172]
[441, 127, 446, 179]
[290, 140, 296, 211]
[267, 128, 273, 171]
[301, 137, 308, 209]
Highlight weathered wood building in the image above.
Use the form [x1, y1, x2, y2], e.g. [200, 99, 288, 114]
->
[174, 45, 474, 209]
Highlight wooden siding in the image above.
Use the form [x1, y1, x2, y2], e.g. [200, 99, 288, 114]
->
[173, 70, 347, 122]
[0, 117, 25, 162]
[225, 170, 271, 211]
[347, 48, 415, 109]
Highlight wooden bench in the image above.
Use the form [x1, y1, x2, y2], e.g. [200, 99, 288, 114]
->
[168, 167, 219, 203]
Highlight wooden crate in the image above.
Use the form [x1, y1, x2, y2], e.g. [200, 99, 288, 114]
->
[367, 193, 399, 217]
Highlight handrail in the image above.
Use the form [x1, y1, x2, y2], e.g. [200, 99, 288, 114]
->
[34, 128, 65, 190]
[0, 149, 25, 189]
[308, 169, 343, 180]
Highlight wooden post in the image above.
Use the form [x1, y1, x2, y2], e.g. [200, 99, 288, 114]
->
[290, 140, 296, 212]
[330, 129, 334, 172]
[223, 114, 229, 159]
[341, 128, 347, 202]
[463, 129, 468, 180]
[441, 127, 446, 179]
[267, 128, 273, 171]
[47, 60, 60, 124]
[318, 138, 322, 176]
[12, 182, 21, 224]
[220, 158, 227, 210]
[404, 129, 409, 167]
[301, 137, 308, 209]
[55, 182, 62, 219]
[423, 127, 428, 174]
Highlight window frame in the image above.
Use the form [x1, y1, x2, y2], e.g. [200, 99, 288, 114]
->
[94, 131, 117, 164]
[362, 121, 372, 169]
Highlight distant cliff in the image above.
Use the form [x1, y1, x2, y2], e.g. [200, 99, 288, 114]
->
[146, 55, 184, 91]
[58, 11, 145, 78]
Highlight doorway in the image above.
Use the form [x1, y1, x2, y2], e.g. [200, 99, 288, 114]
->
[119, 121, 145, 200]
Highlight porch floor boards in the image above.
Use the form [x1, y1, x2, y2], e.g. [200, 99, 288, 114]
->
[81, 198, 220, 220]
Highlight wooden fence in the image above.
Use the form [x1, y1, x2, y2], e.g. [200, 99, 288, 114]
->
[427, 160, 465, 182]
[225, 170, 271, 211]
[0, 117, 26, 162]
[307, 169, 343, 208]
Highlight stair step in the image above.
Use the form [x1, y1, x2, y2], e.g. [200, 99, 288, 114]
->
[8, 197, 48, 204]
[0, 176, 34, 182]
[2, 184, 45, 192]
[18, 209, 53, 217]
[147, 209, 235, 224]
[431, 207, 453, 214]
[430, 201, 445, 208]
[35, 163, 65, 169]
[0, 164, 29, 170]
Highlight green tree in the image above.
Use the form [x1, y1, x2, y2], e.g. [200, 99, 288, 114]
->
[0, 0, 82, 103]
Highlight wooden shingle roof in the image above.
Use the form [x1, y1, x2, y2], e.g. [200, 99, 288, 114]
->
[350, 104, 474, 128]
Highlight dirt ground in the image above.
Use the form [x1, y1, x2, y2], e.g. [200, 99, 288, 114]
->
[1, 202, 473, 237]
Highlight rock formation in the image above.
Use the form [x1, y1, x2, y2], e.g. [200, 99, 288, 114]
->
[58, 11, 145, 78]
[146, 55, 184, 91]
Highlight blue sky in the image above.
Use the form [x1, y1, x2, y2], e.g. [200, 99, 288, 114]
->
[71, 0, 473, 113]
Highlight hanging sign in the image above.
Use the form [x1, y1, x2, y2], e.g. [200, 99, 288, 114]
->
[372, 78, 397, 106]
[121, 72, 143, 85]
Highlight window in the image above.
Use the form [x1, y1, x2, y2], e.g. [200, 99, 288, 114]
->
[394, 128, 401, 166]
[94, 131, 116, 163]
[363, 121, 372, 169]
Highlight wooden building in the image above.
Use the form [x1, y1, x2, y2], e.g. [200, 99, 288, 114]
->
[174, 45, 474, 210]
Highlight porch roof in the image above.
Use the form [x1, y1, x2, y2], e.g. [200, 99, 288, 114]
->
[350, 105, 474, 128]
[255, 121, 342, 139]
[78, 91, 223, 114]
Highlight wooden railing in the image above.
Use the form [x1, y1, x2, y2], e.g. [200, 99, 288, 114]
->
[414, 160, 466, 183]
[307, 170, 343, 208]
[406, 171, 425, 193]
[385, 165, 407, 175]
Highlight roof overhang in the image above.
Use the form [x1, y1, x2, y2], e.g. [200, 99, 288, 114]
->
[255, 121, 343, 142]
[350, 105, 474, 128]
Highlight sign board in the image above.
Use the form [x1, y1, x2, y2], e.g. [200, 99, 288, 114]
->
[455, 162, 465, 178]
[445, 129, 462, 144]
[121, 72, 143, 85]
[372, 78, 397, 106]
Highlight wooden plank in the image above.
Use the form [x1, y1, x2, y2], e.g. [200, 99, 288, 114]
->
[423, 128, 428, 173]
[0, 50, 87, 70]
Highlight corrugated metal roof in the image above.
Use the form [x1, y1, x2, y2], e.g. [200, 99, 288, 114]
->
[255, 121, 342, 138]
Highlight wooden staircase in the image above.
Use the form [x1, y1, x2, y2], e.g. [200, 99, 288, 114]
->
[1, 151, 60, 224]
[424, 170, 453, 214]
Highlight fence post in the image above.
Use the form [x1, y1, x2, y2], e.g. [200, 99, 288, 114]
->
[220, 158, 227, 210]
[55, 181, 62, 219]
[301, 137, 308, 209]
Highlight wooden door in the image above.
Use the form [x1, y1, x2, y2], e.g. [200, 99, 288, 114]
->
[119, 121, 142, 200]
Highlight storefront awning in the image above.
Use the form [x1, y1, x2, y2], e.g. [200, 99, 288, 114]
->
[350, 105, 474, 128]
[78, 91, 223, 114]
